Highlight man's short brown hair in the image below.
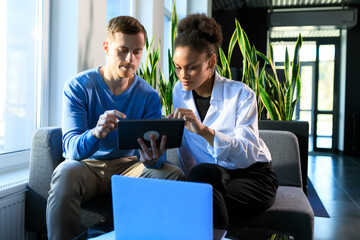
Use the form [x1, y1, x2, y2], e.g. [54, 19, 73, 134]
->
[106, 16, 146, 41]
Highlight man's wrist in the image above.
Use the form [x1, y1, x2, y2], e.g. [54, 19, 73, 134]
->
[91, 128, 102, 139]
[144, 159, 161, 169]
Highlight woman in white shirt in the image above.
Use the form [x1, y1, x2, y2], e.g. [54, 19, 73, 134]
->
[168, 13, 278, 229]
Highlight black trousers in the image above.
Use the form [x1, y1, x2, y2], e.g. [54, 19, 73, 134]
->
[186, 162, 278, 229]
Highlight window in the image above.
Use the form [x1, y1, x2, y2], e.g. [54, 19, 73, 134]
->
[0, 0, 44, 168]
[270, 27, 341, 152]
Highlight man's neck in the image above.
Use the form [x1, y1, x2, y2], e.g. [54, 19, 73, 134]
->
[100, 66, 134, 96]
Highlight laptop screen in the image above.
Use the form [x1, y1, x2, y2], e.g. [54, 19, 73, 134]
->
[111, 175, 213, 240]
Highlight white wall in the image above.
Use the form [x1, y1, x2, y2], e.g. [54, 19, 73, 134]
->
[135, 0, 165, 71]
[49, 0, 107, 126]
[49, 0, 79, 126]
[78, 0, 107, 72]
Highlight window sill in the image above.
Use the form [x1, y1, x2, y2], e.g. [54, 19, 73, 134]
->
[0, 163, 29, 199]
[0, 150, 30, 169]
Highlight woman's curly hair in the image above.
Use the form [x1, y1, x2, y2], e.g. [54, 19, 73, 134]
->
[175, 13, 223, 57]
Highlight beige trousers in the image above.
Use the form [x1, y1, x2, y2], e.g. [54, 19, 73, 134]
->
[46, 156, 184, 240]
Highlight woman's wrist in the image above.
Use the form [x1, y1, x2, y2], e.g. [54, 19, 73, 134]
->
[200, 126, 215, 147]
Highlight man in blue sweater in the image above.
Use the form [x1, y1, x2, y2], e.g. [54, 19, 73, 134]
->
[46, 16, 184, 240]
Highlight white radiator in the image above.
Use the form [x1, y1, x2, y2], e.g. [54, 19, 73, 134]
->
[0, 190, 26, 240]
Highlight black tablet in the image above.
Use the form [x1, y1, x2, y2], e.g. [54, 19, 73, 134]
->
[117, 119, 185, 149]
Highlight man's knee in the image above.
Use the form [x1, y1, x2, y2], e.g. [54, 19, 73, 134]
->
[163, 163, 185, 181]
[142, 163, 185, 181]
[49, 160, 88, 198]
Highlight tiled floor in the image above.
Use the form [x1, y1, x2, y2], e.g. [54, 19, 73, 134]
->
[308, 152, 360, 240]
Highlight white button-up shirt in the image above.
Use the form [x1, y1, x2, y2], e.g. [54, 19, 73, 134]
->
[173, 72, 271, 176]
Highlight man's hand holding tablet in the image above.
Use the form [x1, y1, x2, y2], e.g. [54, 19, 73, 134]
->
[137, 134, 167, 166]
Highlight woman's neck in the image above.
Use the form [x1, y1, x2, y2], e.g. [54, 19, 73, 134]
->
[194, 74, 215, 97]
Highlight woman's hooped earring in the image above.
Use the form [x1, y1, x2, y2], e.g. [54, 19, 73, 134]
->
[210, 68, 215, 76]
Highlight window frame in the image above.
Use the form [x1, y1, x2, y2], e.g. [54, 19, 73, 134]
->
[0, 0, 50, 170]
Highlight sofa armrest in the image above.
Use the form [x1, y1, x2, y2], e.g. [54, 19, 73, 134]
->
[259, 120, 309, 194]
[259, 130, 302, 188]
[26, 127, 64, 233]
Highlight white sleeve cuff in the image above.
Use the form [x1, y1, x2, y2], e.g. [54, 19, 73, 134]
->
[210, 130, 232, 161]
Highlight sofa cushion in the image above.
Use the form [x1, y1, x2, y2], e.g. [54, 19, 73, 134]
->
[228, 186, 314, 240]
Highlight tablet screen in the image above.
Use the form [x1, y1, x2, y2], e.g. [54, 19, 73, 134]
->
[118, 119, 185, 149]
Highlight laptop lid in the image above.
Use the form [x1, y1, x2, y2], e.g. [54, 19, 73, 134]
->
[111, 175, 213, 240]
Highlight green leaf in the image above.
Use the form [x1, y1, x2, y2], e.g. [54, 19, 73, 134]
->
[251, 45, 257, 66]
[235, 19, 247, 60]
[242, 29, 252, 57]
[259, 65, 267, 87]
[145, 36, 155, 70]
[227, 29, 237, 63]
[269, 42, 274, 65]
[259, 84, 280, 120]
[285, 34, 302, 120]
[170, 0, 178, 55]
[292, 34, 303, 86]
[285, 79, 294, 120]
[289, 75, 302, 120]
[145, 31, 149, 51]
[284, 47, 290, 88]
[216, 65, 223, 76]
[256, 51, 271, 65]
[241, 58, 248, 84]
[219, 47, 232, 79]
[267, 73, 280, 102]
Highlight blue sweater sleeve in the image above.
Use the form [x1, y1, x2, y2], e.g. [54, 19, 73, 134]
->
[62, 78, 101, 160]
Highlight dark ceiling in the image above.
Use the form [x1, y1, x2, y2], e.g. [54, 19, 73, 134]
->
[213, 0, 360, 11]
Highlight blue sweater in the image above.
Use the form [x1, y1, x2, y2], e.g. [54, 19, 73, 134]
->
[62, 67, 165, 168]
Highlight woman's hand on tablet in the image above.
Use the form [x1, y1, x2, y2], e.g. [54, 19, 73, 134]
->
[167, 108, 215, 147]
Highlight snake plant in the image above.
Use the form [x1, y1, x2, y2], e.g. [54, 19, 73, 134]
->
[257, 34, 302, 120]
[217, 18, 302, 121]
[136, 35, 160, 90]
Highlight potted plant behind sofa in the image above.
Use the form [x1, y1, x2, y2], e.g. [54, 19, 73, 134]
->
[137, 34, 161, 91]
[217, 29, 237, 80]
[257, 34, 303, 121]
[217, 20, 268, 118]
[217, 18, 303, 121]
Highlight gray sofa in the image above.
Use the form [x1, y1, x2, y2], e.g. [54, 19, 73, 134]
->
[25, 127, 314, 239]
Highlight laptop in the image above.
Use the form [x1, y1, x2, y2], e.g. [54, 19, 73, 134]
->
[111, 175, 222, 240]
